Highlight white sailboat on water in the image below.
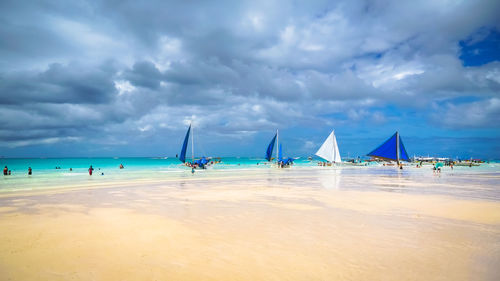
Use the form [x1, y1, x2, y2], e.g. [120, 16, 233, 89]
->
[316, 130, 342, 165]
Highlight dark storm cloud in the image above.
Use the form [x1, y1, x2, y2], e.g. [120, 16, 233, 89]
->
[0, 62, 117, 105]
[124, 61, 163, 89]
[165, 59, 239, 86]
[0, 19, 70, 61]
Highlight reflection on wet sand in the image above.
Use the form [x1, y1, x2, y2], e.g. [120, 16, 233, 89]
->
[0, 167, 499, 280]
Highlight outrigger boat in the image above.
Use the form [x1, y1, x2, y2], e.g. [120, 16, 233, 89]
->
[367, 131, 409, 166]
[265, 130, 294, 168]
[315, 130, 342, 166]
[179, 123, 212, 169]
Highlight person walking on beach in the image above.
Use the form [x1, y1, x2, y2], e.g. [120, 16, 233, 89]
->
[28, 167, 32, 175]
[3, 166, 7, 175]
[88, 165, 94, 175]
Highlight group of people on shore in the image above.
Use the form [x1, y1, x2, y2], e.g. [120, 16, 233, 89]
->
[88, 164, 124, 175]
[3, 166, 32, 175]
[2, 164, 125, 176]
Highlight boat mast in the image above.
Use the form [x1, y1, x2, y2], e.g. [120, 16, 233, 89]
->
[396, 131, 400, 166]
[276, 129, 279, 163]
[191, 122, 194, 162]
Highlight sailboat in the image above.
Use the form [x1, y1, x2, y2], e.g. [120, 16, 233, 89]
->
[315, 130, 342, 165]
[179, 123, 211, 169]
[367, 131, 409, 165]
[265, 131, 277, 162]
[265, 130, 294, 168]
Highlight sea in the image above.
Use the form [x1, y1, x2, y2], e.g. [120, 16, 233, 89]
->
[1, 157, 499, 194]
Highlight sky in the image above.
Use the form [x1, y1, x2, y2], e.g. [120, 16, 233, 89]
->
[0, 0, 499, 159]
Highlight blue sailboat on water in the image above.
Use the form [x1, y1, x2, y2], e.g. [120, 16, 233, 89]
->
[265, 132, 277, 161]
[179, 124, 191, 164]
[265, 130, 294, 167]
[179, 124, 210, 169]
[367, 131, 409, 165]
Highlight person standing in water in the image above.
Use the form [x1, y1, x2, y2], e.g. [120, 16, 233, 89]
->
[28, 167, 32, 175]
[3, 166, 7, 176]
[88, 165, 94, 175]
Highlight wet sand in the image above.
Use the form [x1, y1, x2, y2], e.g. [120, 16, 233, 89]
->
[1, 167, 499, 280]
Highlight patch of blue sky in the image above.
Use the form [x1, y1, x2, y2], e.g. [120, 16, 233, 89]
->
[459, 28, 500, 67]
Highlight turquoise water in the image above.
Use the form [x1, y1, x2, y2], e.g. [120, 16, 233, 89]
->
[1, 157, 497, 173]
[1, 157, 499, 194]
[0, 157, 319, 174]
[0, 157, 318, 192]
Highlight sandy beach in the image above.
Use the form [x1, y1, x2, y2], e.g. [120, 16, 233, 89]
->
[1, 166, 500, 280]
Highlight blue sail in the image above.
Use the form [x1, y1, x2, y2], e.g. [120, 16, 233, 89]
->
[179, 125, 191, 163]
[265, 133, 277, 161]
[399, 135, 409, 161]
[278, 144, 283, 161]
[367, 132, 409, 161]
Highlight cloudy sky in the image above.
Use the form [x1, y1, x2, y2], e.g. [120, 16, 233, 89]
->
[1, 0, 499, 159]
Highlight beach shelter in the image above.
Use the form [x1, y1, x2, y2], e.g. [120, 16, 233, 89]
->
[367, 131, 409, 164]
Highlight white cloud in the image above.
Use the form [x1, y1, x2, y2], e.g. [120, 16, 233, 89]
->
[436, 98, 500, 128]
[115, 80, 136, 96]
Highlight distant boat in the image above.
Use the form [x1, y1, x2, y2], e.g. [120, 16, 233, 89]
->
[265, 129, 294, 167]
[265, 131, 277, 162]
[367, 131, 409, 165]
[179, 124, 192, 164]
[316, 130, 342, 164]
[179, 123, 211, 169]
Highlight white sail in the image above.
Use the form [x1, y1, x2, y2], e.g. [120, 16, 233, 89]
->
[315, 130, 342, 163]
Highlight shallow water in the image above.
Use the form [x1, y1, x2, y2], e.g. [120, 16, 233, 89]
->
[1, 159, 499, 200]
